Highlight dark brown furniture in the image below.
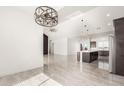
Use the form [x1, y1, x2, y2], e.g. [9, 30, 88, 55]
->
[82, 51, 98, 63]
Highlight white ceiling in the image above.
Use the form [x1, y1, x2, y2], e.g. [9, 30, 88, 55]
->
[16, 6, 96, 24]
[13, 6, 124, 39]
[44, 6, 124, 39]
[80, 6, 124, 34]
[57, 6, 96, 23]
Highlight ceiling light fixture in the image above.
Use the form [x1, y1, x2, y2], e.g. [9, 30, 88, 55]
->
[81, 19, 89, 32]
[107, 23, 111, 26]
[106, 13, 110, 17]
[34, 6, 58, 27]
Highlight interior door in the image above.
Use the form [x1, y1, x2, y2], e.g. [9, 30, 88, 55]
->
[114, 17, 124, 76]
[43, 34, 48, 55]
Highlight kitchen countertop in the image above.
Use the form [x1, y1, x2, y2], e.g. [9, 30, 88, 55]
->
[78, 50, 98, 53]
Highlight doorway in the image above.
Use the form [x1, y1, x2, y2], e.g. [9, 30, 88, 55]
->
[43, 34, 48, 55]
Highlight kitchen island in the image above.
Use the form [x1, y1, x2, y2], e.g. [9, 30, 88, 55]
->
[77, 50, 98, 63]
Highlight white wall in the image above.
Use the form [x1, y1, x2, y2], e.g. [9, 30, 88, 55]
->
[54, 38, 68, 55]
[0, 7, 43, 77]
[68, 37, 80, 55]
[49, 15, 83, 40]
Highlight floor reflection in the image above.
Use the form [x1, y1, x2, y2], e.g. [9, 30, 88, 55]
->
[43, 54, 124, 86]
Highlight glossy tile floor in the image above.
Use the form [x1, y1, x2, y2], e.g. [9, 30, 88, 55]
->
[0, 67, 42, 86]
[43, 54, 124, 86]
[0, 54, 124, 86]
[0, 67, 61, 86]
[15, 73, 61, 86]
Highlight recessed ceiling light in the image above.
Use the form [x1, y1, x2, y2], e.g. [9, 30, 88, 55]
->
[106, 13, 110, 17]
[107, 23, 111, 26]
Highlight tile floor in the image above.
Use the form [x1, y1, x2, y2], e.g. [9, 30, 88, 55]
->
[0, 67, 61, 86]
[43, 54, 124, 86]
[15, 73, 61, 86]
[0, 54, 124, 86]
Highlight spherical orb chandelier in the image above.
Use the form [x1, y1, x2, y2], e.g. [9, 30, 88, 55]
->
[34, 6, 58, 27]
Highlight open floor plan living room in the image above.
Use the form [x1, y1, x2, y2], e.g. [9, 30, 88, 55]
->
[0, 6, 124, 86]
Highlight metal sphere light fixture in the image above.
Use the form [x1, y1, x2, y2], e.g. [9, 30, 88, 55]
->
[34, 6, 58, 27]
